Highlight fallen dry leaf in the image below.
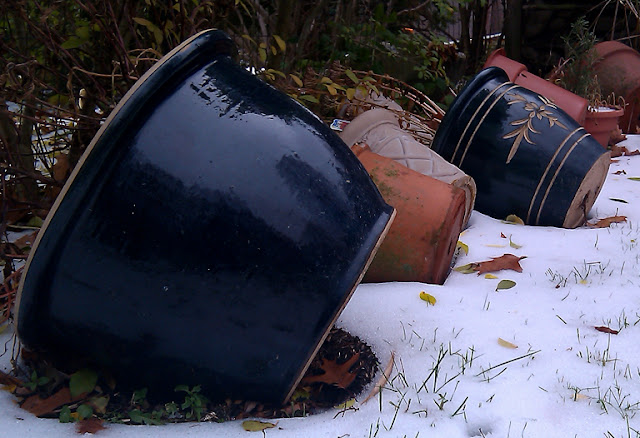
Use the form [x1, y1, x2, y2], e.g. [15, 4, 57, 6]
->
[419, 291, 436, 305]
[594, 326, 619, 335]
[12, 231, 38, 251]
[608, 127, 627, 147]
[242, 420, 277, 432]
[473, 254, 526, 275]
[498, 338, 518, 349]
[302, 354, 360, 389]
[76, 417, 106, 434]
[21, 387, 85, 417]
[588, 216, 627, 228]
[612, 145, 640, 156]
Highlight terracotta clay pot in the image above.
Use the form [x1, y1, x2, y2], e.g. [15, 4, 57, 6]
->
[584, 106, 625, 148]
[340, 108, 476, 227]
[351, 144, 465, 285]
[431, 67, 610, 228]
[483, 49, 588, 124]
[593, 41, 640, 133]
[15, 30, 395, 403]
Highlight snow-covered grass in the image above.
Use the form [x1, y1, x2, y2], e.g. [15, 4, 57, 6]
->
[4, 137, 640, 437]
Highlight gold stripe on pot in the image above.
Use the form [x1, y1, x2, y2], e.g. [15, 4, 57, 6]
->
[451, 81, 513, 165]
[526, 127, 585, 223]
[457, 84, 519, 167]
[535, 132, 591, 225]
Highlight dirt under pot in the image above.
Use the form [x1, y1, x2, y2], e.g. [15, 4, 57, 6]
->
[15, 30, 395, 404]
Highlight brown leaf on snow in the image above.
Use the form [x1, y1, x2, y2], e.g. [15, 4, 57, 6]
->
[588, 216, 627, 228]
[610, 144, 640, 157]
[472, 254, 526, 275]
[301, 354, 360, 389]
[76, 417, 106, 434]
[21, 387, 85, 417]
[595, 326, 619, 335]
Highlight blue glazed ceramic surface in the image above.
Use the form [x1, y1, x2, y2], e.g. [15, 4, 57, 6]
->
[16, 30, 394, 403]
[432, 67, 610, 228]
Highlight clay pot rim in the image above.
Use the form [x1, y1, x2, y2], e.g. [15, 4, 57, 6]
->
[586, 106, 625, 118]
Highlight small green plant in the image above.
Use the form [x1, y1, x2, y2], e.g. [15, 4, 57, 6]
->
[25, 370, 49, 392]
[175, 384, 208, 421]
[556, 17, 603, 107]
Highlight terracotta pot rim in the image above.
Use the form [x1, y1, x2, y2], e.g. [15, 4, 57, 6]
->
[594, 40, 640, 65]
[586, 106, 625, 118]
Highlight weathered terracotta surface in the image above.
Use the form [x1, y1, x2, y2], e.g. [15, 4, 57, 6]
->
[352, 144, 465, 285]
[593, 41, 640, 133]
[584, 107, 625, 148]
[340, 108, 476, 227]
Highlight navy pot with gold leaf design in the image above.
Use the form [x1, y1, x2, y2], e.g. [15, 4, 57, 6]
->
[15, 30, 394, 403]
[432, 67, 610, 228]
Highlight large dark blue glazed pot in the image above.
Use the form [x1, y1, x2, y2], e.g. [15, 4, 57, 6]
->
[431, 67, 610, 228]
[16, 30, 394, 403]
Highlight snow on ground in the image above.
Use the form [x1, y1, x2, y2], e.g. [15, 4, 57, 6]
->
[3, 137, 640, 437]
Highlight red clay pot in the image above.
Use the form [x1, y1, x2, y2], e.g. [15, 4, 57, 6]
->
[593, 41, 640, 133]
[351, 144, 466, 285]
[340, 108, 476, 228]
[584, 106, 625, 148]
[483, 48, 588, 124]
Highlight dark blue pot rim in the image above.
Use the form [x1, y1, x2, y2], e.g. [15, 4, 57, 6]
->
[432, 66, 510, 154]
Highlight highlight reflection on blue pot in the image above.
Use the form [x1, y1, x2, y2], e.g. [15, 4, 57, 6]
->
[432, 67, 610, 228]
[16, 30, 394, 403]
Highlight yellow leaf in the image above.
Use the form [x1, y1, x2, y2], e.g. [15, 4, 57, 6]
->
[259, 48, 267, 62]
[504, 214, 524, 225]
[454, 263, 476, 274]
[498, 338, 518, 349]
[346, 88, 356, 100]
[485, 244, 506, 248]
[270, 45, 277, 55]
[456, 241, 469, 255]
[1, 384, 16, 393]
[273, 34, 286, 52]
[334, 398, 355, 409]
[484, 274, 498, 279]
[320, 76, 333, 84]
[242, 420, 277, 432]
[574, 393, 590, 401]
[496, 279, 516, 291]
[290, 74, 303, 87]
[299, 94, 319, 103]
[419, 291, 436, 305]
[326, 84, 337, 95]
[345, 69, 359, 84]
[509, 236, 522, 249]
